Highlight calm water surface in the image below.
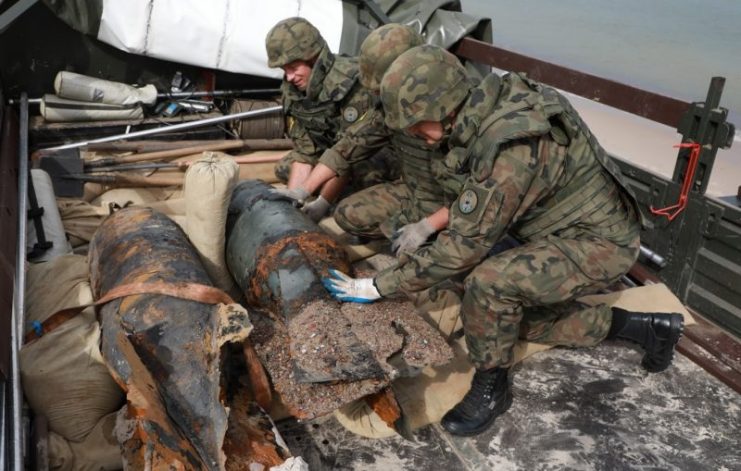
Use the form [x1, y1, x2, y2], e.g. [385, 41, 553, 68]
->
[462, 0, 741, 116]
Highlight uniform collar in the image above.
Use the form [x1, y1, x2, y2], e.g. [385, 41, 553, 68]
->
[305, 46, 334, 101]
[450, 73, 503, 147]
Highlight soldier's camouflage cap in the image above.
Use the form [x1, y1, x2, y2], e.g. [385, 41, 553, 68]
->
[265, 17, 326, 68]
[359, 23, 424, 91]
[380, 45, 469, 130]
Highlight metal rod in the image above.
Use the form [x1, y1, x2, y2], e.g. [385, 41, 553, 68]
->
[157, 88, 281, 99]
[8, 88, 281, 105]
[10, 93, 29, 471]
[43, 105, 282, 151]
[639, 245, 667, 268]
[1, 382, 7, 471]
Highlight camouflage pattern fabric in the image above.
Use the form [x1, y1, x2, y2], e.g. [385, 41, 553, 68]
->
[276, 45, 377, 182]
[460, 237, 635, 369]
[318, 98, 393, 178]
[380, 45, 471, 130]
[334, 181, 412, 239]
[359, 23, 424, 91]
[265, 17, 325, 68]
[372, 71, 641, 369]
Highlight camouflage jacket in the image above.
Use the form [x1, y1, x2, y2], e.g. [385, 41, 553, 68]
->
[374, 72, 641, 296]
[282, 46, 377, 167]
[318, 96, 390, 176]
[320, 98, 464, 218]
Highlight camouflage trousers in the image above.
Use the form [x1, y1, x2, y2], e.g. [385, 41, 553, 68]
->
[414, 233, 639, 369]
[275, 148, 400, 191]
[334, 182, 413, 239]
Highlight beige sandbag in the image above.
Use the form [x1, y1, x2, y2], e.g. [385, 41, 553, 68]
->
[336, 284, 694, 438]
[184, 152, 239, 295]
[21, 255, 124, 442]
[59, 190, 186, 245]
[49, 410, 123, 471]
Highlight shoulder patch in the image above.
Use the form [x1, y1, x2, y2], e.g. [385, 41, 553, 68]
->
[458, 189, 478, 214]
[343, 106, 359, 123]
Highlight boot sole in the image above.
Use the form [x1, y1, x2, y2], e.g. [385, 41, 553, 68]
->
[442, 392, 513, 437]
[642, 314, 684, 373]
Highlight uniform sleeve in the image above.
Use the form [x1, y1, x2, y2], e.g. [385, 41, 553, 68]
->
[374, 140, 543, 296]
[319, 104, 390, 176]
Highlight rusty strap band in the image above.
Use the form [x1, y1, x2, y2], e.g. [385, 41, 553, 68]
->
[24, 281, 235, 345]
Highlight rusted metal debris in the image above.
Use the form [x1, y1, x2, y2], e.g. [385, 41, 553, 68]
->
[223, 392, 292, 471]
[226, 180, 387, 383]
[224, 180, 453, 421]
[249, 298, 454, 420]
[89, 207, 252, 470]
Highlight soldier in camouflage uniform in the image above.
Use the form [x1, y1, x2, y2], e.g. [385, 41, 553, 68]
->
[273, 22, 449, 238]
[265, 17, 394, 221]
[326, 30, 465, 260]
[323, 45, 685, 436]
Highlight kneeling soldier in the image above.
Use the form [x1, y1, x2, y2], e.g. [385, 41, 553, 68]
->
[322, 45, 685, 436]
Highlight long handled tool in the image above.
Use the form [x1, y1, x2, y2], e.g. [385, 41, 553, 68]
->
[84, 138, 291, 168]
[43, 105, 281, 151]
[60, 153, 285, 191]
[84, 153, 285, 173]
[38, 137, 290, 196]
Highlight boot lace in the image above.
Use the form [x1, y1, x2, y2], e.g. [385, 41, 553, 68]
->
[457, 370, 496, 417]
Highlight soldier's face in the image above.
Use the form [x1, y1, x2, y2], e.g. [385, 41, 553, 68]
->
[283, 60, 313, 91]
[408, 121, 445, 145]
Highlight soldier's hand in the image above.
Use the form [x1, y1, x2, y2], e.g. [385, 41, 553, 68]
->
[302, 195, 331, 222]
[321, 269, 381, 303]
[391, 218, 436, 256]
[267, 187, 310, 205]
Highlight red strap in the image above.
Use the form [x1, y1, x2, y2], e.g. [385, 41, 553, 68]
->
[650, 143, 702, 221]
[24, 281, 235, 345]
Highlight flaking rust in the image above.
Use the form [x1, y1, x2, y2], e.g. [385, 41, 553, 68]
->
[225, 182, 454, 420]
[226, 180, 387, 383]
[89, 207, 251, 470]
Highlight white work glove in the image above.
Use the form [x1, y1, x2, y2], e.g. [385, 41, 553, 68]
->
[391, 218, 436, 256]
[302, 195, 332, 222]
[322, 268, 381, 303]
[268, 187, 310, 204]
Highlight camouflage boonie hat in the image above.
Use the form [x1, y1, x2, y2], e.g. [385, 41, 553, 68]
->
[380, 45, 469, 130]
[359, 23, 424, 91]
[265, 17, 326, 68]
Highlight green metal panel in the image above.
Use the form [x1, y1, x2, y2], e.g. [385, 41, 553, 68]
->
[615, 157, 741, 337]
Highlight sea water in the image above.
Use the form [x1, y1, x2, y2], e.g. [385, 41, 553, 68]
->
[462, 0, 741, 119]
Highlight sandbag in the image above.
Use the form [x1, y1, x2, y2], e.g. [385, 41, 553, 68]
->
[27, 169, 73, 261]
[185, 152, 240, 295]
[40, 94, 144, 122]
[59, 189, 185, 245]
[20, 255, 124, 442]
[49, 410, 123, 471]
[55, 71, 157, 106]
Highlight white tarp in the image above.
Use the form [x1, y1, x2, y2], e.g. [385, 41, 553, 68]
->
[97, 0, 344, 79]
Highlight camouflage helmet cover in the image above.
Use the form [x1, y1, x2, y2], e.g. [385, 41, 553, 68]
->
[359, 23, 424, 91]
[265, 17, 326, 68]
[380, 45, 469, 130]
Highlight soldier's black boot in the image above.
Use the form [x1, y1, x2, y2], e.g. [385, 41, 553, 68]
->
[607, 307, 685, 372]
[441, 367, 511, 436]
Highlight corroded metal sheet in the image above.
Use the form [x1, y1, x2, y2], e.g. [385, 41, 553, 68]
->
[226, 180, 386, 383]
[89, 207, 250, 470]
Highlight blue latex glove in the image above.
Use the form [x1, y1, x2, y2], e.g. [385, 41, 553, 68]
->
[322, 268, 381, 303]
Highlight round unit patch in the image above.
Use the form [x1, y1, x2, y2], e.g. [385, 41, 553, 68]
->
[458, 189, 478, 214]
[343, 106, 359, 123]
